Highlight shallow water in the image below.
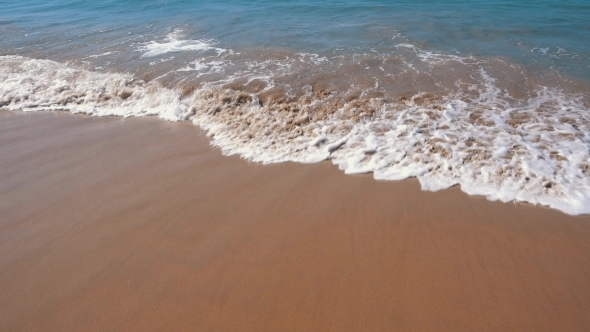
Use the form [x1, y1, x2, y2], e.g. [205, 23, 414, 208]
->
[1, 0, 590, 214]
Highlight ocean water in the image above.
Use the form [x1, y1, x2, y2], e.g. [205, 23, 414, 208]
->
[1, 0, 590, 214]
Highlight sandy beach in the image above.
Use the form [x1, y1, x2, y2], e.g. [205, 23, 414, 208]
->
[1, 109, 590, 331]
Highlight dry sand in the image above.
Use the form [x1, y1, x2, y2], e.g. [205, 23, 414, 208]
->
[1, 110, 590, 331]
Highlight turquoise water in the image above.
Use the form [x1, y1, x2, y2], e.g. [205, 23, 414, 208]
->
[2, 0, 590, 215]
[2, 0, 590, 79]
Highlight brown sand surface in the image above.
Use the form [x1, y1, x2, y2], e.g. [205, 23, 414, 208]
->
[1, 110, 590, 331]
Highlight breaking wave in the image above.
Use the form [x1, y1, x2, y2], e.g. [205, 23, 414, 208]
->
[2, 48, 590, 215]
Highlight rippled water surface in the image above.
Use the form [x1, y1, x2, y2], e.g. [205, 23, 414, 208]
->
[1, 0, 590, 214]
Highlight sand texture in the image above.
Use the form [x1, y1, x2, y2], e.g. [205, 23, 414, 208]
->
[1, 110, 590, 331]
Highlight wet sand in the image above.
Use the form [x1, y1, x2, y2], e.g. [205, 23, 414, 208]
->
[1, 110, 590, 331]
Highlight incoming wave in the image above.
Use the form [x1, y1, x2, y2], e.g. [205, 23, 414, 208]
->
[2, 53, 590, 215]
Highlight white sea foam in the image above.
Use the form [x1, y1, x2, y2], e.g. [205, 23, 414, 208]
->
[0, 56, 189, 121]
[138, 29, 226, 57]
[395, 42, 476, 65]
[297, 53, 329, 65]
[194, 88, 590, 215]
[177, 59, 228, 77]
[2, 54, 590, 215]
[531, 46, 583, 60]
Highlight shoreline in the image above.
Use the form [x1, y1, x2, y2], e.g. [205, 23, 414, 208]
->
[4, 54, 590, 215]
[1, 110, 590, 331]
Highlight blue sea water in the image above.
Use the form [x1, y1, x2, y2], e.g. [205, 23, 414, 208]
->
[1, 0, 590, 214]
[1, 0, 589, 79]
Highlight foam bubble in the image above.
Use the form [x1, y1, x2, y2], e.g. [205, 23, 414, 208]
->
[177, 59, 228, 77]
[0, 55, 189, 121]
[138, 29, 226, 57]
[3, 51, 590, 216]
[185, 68, 590, 215]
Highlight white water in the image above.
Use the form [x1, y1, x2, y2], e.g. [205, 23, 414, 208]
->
[138, 29, 227, 58]
[2, 54, 590, 215]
